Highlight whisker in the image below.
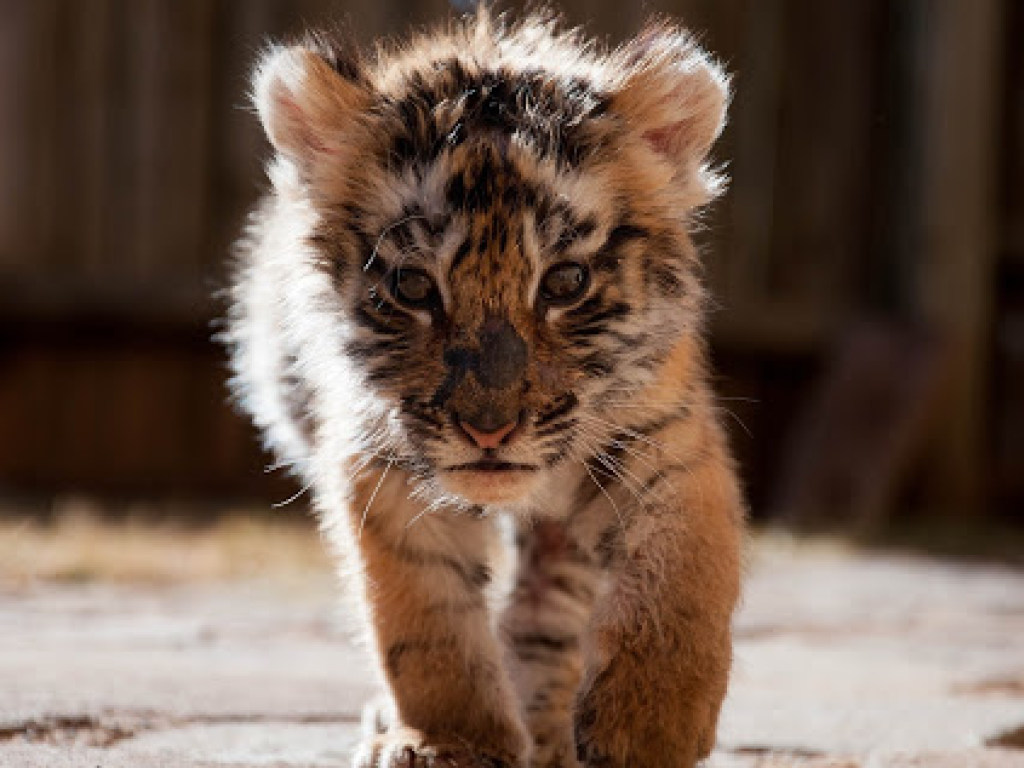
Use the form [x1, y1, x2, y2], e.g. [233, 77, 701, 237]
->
[576, 415, 704, 512]
[271, 478, 314, 509]
[576, 413, 684, 463]
[358, 459, 392, 540]
[405, 496, 447, 529]
[582, 459, 625, 533]
[604, 436, 677, 507]
[575, 428, 652, 516]
[716, 406, 754, 438]
[363, 213, 428, 273]
[264, 458, 296, 473]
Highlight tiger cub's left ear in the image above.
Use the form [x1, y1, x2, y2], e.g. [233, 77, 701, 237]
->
[253, 43, 368, 170]
[615, 25, 730, 169]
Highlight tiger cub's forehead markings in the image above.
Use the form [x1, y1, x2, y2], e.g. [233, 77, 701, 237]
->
[344, 47, 626, 313]
[371, 55, 615, 175]
[368, 143, 610, 294]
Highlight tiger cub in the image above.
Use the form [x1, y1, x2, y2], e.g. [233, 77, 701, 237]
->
[226, 9, 743, 768]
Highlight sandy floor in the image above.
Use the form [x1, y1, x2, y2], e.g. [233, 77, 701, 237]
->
[1, 514, 1023, 767]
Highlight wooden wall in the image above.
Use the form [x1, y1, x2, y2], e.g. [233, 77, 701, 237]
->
[0, 0, 1018, 516]
[994, 0, 1024, 511]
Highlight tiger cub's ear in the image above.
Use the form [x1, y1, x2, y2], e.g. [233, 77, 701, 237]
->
[615, 25, 730, 170]
[253, 44, 368, 168]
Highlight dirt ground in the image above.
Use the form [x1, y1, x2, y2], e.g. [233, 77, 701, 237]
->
[2, 511, 1023, 767]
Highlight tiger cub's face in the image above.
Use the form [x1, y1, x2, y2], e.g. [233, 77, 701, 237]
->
[255, 15, 728, 506]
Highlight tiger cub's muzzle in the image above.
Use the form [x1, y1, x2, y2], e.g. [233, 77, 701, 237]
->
[432, 314, 530, 451]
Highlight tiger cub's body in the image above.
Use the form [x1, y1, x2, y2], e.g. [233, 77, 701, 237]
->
[226, 10, 743, 768]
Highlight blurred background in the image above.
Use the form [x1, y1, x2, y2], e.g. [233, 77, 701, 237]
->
[0, 0, 1020, 545]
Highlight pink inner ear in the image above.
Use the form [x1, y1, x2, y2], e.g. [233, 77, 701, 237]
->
[277, 91, 337, 156]
[642, 123, 683, 158]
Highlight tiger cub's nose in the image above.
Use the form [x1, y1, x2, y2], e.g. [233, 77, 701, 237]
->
[457, 416, 519, 450]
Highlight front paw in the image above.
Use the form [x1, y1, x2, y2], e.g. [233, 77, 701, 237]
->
[573, 667, 721, 768]
[354, 727, 517, 768]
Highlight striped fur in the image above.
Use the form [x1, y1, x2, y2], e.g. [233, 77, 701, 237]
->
[225, 9, 743, 768]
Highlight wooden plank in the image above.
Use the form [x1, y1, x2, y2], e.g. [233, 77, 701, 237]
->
[109, 350, 191, 489]
[1000, 0, 1024, 262]
[205, 0, 279, 282]
[106, 0, 158, 282]
[0, 349, 56, 484]
[766, 0, 874, 308]
[911, 0, 1004, 514]
[992, 2, 1024, 512]
[0, 274, 213, 330]
[142, 0, 214, 283]
[26, 0, 61, 274]
[0, 1, 35, 272]
[672, 0, 749, 304]
[60, 350, 118, 486]
[722, 0, 783, 305]
[54, 1, 112, 280]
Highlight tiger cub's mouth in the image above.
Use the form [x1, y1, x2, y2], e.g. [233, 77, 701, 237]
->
[444, 459, 539, 472]
[438, 457, 543, 506]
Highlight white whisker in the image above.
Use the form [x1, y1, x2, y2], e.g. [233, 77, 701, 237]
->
[358, 459, 392, 539]
[582, 459, 625, 533]
[271, 478, 314, 509]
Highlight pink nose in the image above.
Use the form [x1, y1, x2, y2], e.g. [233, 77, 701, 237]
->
[459, 418, 518, 450]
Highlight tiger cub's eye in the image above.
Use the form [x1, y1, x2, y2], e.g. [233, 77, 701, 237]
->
[391, 268, 437, 309]
[540, 262, 589, 305]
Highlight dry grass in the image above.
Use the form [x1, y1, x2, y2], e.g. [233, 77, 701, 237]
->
[4, 498, 1017, 590]
[0, 498, 333, 588]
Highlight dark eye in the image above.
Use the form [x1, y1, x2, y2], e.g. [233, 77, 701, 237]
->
[540, 262, 589, 305]
[391, 268, 438, 309]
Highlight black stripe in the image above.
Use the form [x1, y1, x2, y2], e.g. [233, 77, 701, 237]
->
[362, 523, 493, 592]
[566, 300, 632, 328]
[389, 221, 416, 251]
[615, 408, 691, 441]
[352, 304, 406, 337]
[345, 338, 407, 361]
[585, 301, 632, 325]
[535, 418, 577, 438]
[400, 397, 446, 429]
[386, 637, 459, 677]
[563, 294, 603, 319]
[574, 215, 598, 240]
[448, 236, 472, 275]
[595, 524, 621, 568]
[648, 261, 684, 297]
[365, 364, 405, 384]
[593, 223, 649, 273]
[534, 392, 578, 428]
[603, 223, 650, 251]
[579, 353, 614, 378]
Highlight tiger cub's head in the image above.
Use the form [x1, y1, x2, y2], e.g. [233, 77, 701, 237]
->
[251, 11, 728, 507]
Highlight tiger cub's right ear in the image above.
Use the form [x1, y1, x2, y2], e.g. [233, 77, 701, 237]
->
[253, 45, 368, 168]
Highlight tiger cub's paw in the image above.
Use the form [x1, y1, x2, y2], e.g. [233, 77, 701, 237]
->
[353, 726, 517, 768]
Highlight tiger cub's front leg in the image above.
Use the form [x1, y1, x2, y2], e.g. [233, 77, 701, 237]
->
[573, 412, 743, 768]
[347, 466, 529, 768]
[502, 520, 599, 768]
